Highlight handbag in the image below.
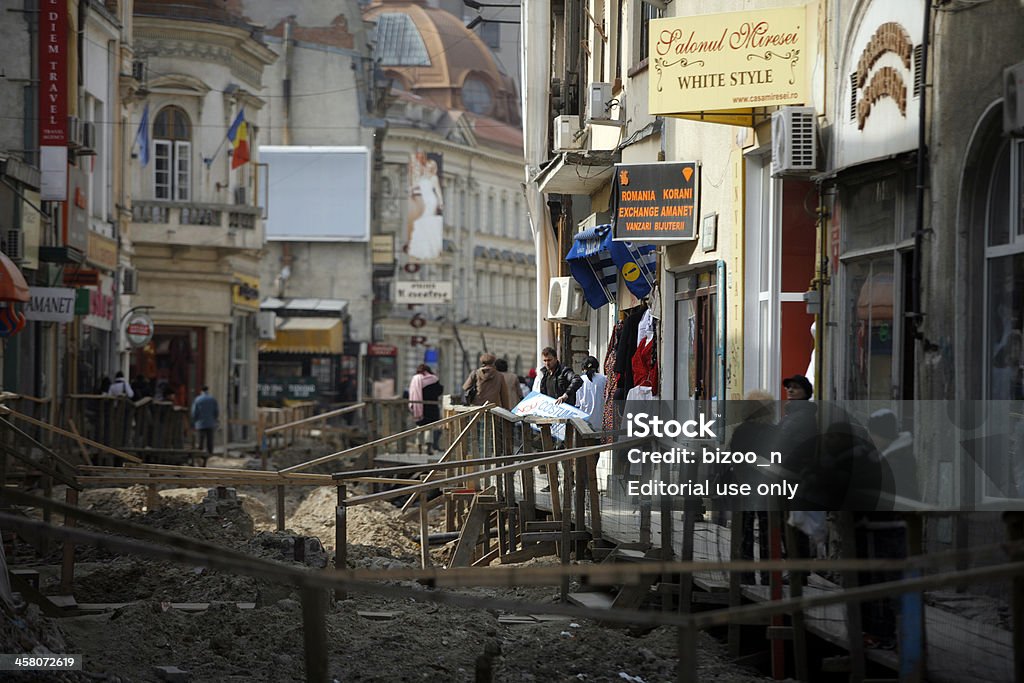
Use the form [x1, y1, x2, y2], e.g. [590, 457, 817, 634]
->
[464, 376, 478, 405]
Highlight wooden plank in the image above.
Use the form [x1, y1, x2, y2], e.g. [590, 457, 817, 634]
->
[567, 592, 614, 610]
[0, 406, 141, 464]
[66, 419, 93, 466]
[300, 587, 328, 683]
[335, 486, 347, 601]
[449, 497, 489, 567]
[419, 492, 431, 569]
[521, 531, 590, 543]
[60, 488, 78, 594]
[263, 402, 365, 434]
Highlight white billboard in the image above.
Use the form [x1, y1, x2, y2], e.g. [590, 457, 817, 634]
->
[262, 146, 370, 242]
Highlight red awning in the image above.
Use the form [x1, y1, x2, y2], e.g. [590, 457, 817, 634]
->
[0, 252, 29, 302]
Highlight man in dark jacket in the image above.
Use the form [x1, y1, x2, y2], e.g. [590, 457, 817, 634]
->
[533, 347, 583, 406]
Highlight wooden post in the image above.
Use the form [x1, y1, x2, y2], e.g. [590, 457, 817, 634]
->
[587, 453, 601, 540]
[727, 503, 743, 658]
[540, 426, 561, 521]
[784, 516, 810, 682]
[300, 585, 328, 683]
[277, 485, 286, 532]
[419, 492, 431, 569]
[677, 622, 697, 683]
[839, 510, 866, 683]
[560, 459, 573, 603]
[59, 488, 78, 594]
[1005, 511, 1024, 683]
[258, 412, 267, 471]
[335, 486, 347, 601]
[767, 510, 786, 679]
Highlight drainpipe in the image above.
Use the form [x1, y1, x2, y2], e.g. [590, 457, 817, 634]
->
[282, 17, 293, 146]
[912, 2, 932, 343]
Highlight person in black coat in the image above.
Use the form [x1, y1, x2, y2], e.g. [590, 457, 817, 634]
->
[534, 347, 583, 406]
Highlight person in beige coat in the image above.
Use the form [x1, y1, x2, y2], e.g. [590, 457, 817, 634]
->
[463, 353, 515, 410]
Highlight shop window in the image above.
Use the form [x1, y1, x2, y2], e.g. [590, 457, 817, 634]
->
[153, 106, 191, 201]
[844, 256, 895, 401]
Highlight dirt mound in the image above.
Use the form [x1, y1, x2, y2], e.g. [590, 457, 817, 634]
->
[160, 487, 274, 528]
[288, 487, 423, 557]
[78, 485, 150, 517]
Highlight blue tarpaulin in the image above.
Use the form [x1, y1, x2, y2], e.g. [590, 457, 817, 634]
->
[565, 224, 657, 308]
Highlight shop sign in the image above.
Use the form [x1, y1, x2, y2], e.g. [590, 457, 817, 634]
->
[232, 272, 260, 310]
[63, 166, 89, 252]
[372, 234, 395, 266]
[21, 191, 41, 269]
[125, 312, 154, 347]
[367, 343, 397, 357]
[87, 232, 118, 271]
[258, 377, 318, 401]
[649, 6, 809, 115]
[612, 162, 699, 241]
[24, 286, 76, 323]
[83, 274, 115, 331]
[39, 0, 68, 201]
[395, 281, 452, 304]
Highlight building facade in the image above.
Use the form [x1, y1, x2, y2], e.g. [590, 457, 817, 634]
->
[127, 0, 275, 441]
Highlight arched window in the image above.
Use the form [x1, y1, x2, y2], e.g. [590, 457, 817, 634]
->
[153, 106, 192, 201]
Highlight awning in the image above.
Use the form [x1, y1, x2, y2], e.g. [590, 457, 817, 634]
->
[536, 153, 615, 195]
[565, 224, 657, 309]
[260, 297, 348, 316]
[259, 317, 344, 354]
[0, 252, 30, 302]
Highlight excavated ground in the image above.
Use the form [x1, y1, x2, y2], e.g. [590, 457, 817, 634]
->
[2, 441, 790, 682]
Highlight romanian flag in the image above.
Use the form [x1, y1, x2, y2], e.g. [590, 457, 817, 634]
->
[227, 109, 249, 169]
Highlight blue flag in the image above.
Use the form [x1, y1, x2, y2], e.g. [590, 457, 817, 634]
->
[134, 103, 150, 167]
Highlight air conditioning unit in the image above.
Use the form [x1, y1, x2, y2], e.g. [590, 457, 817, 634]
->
[122, 267, 139, 295]
[553, 115, 583, 152]
[3, 230, 23, 261]
[771, 106, 818, 177]
[1004, 60, 1024, 135]
[67, 115, 83, 149]
[234, 186, 247, 205]
[77, 121, 97, 156]
[257, 311, 277, 340]
[131, 59, 146, 82]
[588, 82, 613, 122]
[546, 276, 588, 325]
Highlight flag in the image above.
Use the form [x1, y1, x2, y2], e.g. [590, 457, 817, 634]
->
[227, 109, 249, 169]
[134, 103, 150, 167]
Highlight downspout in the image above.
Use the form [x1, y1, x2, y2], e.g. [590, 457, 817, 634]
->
[912, 2, 932, 344]
[281, 17, 293, 146]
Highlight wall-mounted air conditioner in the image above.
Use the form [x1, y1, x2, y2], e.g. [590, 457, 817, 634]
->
[553, 115, 583, 152]
[546, 276, 588, 325]
[77, 121, 97, 156]
[771, 106, 818, 177]
[3, 230, 23, 261]
[121, 267, 139, 295]
[234, 186, 247, 205]
[1004, 61, 1024, 135]
[67, 115, 83, 149]
[588, 82, 613, 122]
[257, 311, 277, 340]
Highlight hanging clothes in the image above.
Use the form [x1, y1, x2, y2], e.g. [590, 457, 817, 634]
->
[631, 310, 658, 391]
[614, 305, 646, 399]
[602, 321, 622, 434]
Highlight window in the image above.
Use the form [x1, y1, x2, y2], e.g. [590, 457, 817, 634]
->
[153, 106, 191, 201]
[845, 255, 895, 401]
[637, 2, 663, 67]
[501, 195, 508, 236]
[462, 77, 493, 116]
[478, 21, 500, 49]
[985, 140, 1024, 401]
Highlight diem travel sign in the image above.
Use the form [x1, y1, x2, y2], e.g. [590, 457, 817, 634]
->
[613, 162, 699, 242]
[649, 6, 810, 115]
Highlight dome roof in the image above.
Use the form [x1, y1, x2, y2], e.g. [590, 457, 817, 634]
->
[364, 0, 519, 125]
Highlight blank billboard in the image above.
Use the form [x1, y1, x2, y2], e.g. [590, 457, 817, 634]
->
[262, 146, 370, 242]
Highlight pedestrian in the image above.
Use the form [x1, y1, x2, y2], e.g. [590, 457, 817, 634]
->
[408, 364, 443, 454]
[777, 374, 821, 558]
[191, 385, 219, 455]
[532, 347, 582, 406]
[107, 371, 135, 399]
[576, 356, 607, 429]
[495, 358, 524, 403]
[463, 353, 515, 410]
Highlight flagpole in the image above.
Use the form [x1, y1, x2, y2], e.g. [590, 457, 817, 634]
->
[204, 137, 228, 169]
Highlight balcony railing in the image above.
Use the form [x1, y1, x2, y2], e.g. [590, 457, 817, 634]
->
[131, 200, 262, 250]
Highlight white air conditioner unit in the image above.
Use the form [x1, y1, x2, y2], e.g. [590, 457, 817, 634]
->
[67, 115, 83, 149]
[1004, 61, 1024, 135]
[234, 186, 247, 205]
[771, 106, 818, 177]
[3, 230, 23, 261]
[553, 115, 583, 152]
[546, 276, 589, 325]
[257, 311, 277, 340]
[588, 82, 613, 122]
[121, 267, 139, 295]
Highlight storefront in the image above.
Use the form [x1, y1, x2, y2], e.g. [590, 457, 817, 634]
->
[258, 315, 355, 406]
